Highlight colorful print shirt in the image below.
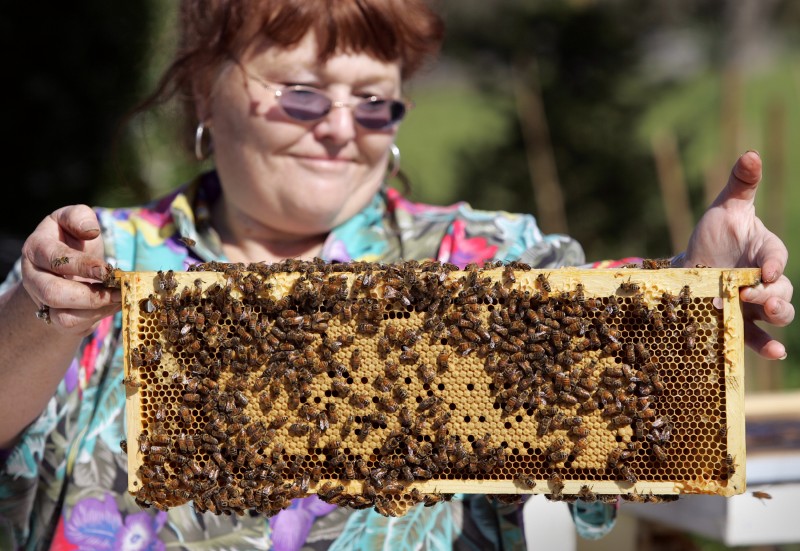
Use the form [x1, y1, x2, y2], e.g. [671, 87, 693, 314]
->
[0, 171, 632, 551]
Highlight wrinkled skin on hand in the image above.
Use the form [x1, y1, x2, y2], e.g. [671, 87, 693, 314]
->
[20, 204, 121, 336]
[681, 151, 793, 359]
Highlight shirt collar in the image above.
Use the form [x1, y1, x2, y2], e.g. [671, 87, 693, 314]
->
[167, 171, 393, 264]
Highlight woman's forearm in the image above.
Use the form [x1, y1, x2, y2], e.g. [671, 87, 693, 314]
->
[0, 282, 82, 448]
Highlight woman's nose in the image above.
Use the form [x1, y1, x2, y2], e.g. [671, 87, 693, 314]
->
[314, 101, 357, 143]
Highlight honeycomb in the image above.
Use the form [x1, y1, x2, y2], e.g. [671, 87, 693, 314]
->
[117, 260, 760, 517]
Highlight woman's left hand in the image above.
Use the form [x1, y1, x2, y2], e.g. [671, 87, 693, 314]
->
[680, 150, 793, 359]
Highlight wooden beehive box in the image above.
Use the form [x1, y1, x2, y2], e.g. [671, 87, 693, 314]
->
[118, 261, 760, 516]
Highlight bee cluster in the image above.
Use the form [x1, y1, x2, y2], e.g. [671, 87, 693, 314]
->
[122, 259, 744, 518]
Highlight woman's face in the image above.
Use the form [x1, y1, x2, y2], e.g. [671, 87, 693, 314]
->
[206, 32, 402, 243]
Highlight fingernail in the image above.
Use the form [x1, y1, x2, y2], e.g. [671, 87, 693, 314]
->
[80, 221, 100, 234]
[91, 266, 105, 280]
[744, 149, 760, 158]
[779, 353, 788, 361]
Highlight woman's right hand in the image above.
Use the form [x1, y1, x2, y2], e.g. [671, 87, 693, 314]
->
[20, 204, 121, 336]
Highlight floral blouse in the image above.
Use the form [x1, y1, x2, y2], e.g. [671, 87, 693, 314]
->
[0, 172, 631, 551]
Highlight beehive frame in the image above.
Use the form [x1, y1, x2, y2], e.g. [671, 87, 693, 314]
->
[118, 261, 760, 516]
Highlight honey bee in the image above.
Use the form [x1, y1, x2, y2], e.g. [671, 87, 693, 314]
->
[176, 433, 196, 454]
[651, 443, 668, 463]
[641, 258, 669, 269]
[536, 273, 552, 292]
[337, 459, 355, 480]
[578, 485, 597, 502]
[417, 363, 436, 385]
[752, 490, 773, 502]
[663, 302, 678, 324]
[546, 438, 566, 453]
[576, 375, 597, 392]
[373, 337, 391, 360]
[615, 464, 636, 484]
[156, 269, 178, 292]
[725, 453, 738, 476]
[569, 425, 590, 439]
[554, 391, 576, 406]
[514, 473, 536, 490]
[638, 408, 656, 422]
[660, 291, 678, 306]
[548, 450, 569, 464]
[148, 453, 167, 465]
[631, 344, 650, 365]
[176, 236, 197, 248]
[356, 322, 378, 335]
[619, 278, 640, 293]
[178, 405, 193, 425]
[416, 395, 440, 413]
[144, 343, 163, 364]
[374, 396, 397, 413]
[604, 366, 624, 378]
[567, 435, 588, 454]
[349, 392, 370, 409]
[340, 414, 355, 438]
[400, 349, 420, 363]
[716, 424, 729, 441]
[356, 423, 371, 442]
[679, 285, 691, 307]
[650, 310, 665, 331]
[602, 295, 619, 317]
[257, 391, 274, 413]
[122, 376, 141, 391]
[610, 415, 633, 429]
[347, 348, 362, 371]
[549, 472, 564, 496]
[624, 343, 636, 364]
[606, 448, 625, 469]
[603, 341, 622, 355]
[232, 390, 248, 408]
[331, 378, 351, 398]
[52, 256, 70, 268]
[318, 482, 345, 502]
[567, 282, 585, 305]
[502, 264, 517, 283]
[682, 318, 698, 349]
[601, 376, 624, 389]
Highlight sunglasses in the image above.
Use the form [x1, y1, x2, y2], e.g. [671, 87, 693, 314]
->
[247, 73, 411, 130]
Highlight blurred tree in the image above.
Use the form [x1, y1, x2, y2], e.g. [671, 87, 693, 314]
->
[440, 0, 674, 262]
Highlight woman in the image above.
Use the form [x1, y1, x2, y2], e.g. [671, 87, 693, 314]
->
[0, 1, 792, 549]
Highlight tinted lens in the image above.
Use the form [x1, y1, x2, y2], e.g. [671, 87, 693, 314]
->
[354, 99, 406, 129]
[277, 88, 406, 129]
[278, 89, 332, 121]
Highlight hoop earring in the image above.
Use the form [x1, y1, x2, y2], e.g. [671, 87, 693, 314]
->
[387, 143, 400, 180]
[195, 122, 212, 161]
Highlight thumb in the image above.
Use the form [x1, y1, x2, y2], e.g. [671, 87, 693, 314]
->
[710, 150, 762, 210]
[52, 204, 101, 241]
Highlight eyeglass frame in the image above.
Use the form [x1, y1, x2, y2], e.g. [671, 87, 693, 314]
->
[241, 69, 414, 130]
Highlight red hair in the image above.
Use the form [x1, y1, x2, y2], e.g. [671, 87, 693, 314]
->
[135, 0, 444, 152]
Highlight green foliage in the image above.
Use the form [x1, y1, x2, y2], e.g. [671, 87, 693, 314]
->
[437, 1, 673, 261]
[396, 83, 511, 206]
